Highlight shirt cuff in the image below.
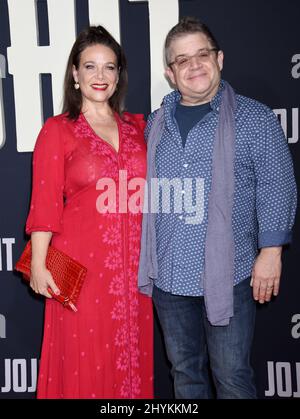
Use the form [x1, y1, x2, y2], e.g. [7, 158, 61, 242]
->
[258, 230, 292, 248]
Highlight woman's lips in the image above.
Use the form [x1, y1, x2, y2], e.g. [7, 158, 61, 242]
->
[91, 84, 108, 91]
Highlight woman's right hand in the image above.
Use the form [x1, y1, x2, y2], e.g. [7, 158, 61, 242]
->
[30, 265, 60, 298]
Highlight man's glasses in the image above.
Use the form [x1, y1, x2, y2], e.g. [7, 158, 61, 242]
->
[168, 48, 218, 69]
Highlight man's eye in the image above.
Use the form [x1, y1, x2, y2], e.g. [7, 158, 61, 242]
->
[85, 64, 94, 69]
[177, 58, 188, 66]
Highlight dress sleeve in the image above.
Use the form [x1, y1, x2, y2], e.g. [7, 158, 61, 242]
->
[26, 117, 64, 235]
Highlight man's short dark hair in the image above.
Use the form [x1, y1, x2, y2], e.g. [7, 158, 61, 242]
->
[165, 17, 220, 66]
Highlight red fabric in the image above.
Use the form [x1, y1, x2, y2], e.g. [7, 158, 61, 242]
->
[26, 112, 153, 399]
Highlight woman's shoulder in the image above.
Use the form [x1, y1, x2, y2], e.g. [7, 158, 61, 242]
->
[43, 112, 71, 128]
[122, 112, 146, 131]
[36, 113, 74, 152]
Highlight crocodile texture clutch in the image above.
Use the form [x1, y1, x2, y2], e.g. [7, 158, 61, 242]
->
[15, 241, 87, 312]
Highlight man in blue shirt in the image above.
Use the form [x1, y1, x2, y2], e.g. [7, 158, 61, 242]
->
[138, 17, 297, 399]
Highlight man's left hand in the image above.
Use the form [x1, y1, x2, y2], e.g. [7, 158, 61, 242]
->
[251, 247, 282, 304]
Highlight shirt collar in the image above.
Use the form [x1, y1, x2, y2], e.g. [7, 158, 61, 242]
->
[162, 79, 225, 112]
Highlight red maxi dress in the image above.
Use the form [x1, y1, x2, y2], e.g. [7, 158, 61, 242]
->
[26, 112, 153, 398]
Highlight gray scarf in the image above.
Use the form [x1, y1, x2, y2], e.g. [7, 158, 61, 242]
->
[138, 81, 237, 326]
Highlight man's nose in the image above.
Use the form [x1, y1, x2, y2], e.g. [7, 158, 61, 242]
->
[189, 55, 202, 69]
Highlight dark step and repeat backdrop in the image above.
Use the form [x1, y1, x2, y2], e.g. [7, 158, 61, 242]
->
[0, 0, 299, 399]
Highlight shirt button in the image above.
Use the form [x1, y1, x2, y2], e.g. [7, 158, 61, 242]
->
[178, 215, 183, 220]
[181, 190, 185, 194]
[183, 163, 188, 168]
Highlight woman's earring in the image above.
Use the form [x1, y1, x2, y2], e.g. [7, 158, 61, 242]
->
[74, 82, 80, 90]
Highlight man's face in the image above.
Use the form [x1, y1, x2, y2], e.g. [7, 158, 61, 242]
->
[166, 32, 224, 105]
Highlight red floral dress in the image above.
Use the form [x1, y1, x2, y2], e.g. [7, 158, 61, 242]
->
[26, 112, 153, 399]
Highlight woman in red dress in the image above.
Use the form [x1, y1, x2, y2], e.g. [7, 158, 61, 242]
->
[26, 25, 153, 399]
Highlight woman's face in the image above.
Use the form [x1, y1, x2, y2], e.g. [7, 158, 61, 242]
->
[73, 43, 119, 108]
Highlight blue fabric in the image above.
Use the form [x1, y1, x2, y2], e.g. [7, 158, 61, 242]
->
[152, 278, 257, 399]
[175, 102, 211, 148]
[141, 80, 296, 298]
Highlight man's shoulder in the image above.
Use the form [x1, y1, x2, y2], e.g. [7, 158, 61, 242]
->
[144, 108, 163, 140]
[234, 94, 278, 130]
[236, 94, 272, 115]
[147, 108, 160, 125]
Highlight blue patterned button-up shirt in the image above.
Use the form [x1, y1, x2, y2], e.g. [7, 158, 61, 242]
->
[145, 81, 297, 296]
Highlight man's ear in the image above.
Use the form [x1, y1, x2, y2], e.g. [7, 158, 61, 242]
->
[165, 66, 176, 86]
[217, 50, 224, 72]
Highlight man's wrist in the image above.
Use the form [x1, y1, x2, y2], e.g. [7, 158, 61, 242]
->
[259, 246, 282, 256]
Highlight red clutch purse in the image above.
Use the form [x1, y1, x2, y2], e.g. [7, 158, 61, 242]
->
[15, 241, 87, 312]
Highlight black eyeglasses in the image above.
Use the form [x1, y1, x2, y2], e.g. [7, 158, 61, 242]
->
[168, 48, 218, 69]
